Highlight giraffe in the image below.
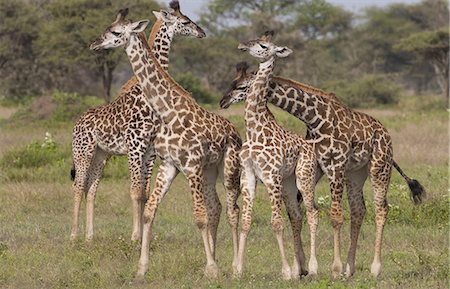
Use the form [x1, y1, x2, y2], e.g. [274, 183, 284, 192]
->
[89, 9, 242, 279]
[220, 61, 425, 278]
[232, 31, 318, 280]
[70, 1, 206, 242]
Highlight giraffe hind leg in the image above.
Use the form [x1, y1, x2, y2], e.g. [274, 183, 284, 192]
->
[85, 148, 109, 242]
[282, 175, 306, 279]
[204, 165, 221, 260]
[70, 143, 96, 241]
[344, 167, 368, 278]
[221, 144, 241, 270]
[369, 157, 392, 278]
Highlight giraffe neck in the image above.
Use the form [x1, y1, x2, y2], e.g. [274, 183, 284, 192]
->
[244, 57, 276, 128]
[148, 19, 174, 72]
[266, 77, 340, 132]
[125, 32, 193, 123]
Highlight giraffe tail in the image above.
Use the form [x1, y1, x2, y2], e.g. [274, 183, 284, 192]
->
[70, 164, 76, 181]
[392, 160, 425, 205]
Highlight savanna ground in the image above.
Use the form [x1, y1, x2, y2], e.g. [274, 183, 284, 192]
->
[0, 95, 448, 289]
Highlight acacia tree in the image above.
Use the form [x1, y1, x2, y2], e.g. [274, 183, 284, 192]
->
[37, 0, 160, 103]
[396, 29, 449, 103]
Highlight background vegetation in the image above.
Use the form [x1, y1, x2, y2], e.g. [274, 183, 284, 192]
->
[0, 0, 448, 106]
[0, 0, 448, 288]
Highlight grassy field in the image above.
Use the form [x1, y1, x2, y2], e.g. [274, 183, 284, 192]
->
[0, 97, 448, 289]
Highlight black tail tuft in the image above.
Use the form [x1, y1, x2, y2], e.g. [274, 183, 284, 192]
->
[407, 179, 425, 205]
[70, 165, 76, 181]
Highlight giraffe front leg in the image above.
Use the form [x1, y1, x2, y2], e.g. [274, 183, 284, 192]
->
[136, 161, 178, 280]
[234, 166, 256, 278]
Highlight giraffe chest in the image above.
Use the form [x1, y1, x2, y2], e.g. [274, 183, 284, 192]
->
[241, 132, 300, 181]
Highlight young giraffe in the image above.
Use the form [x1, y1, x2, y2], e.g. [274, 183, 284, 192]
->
[89, 9, 241, 279]
[221, 62, 425, 278]
[70, 1, 206, 242]
[233, 31, 318, 280]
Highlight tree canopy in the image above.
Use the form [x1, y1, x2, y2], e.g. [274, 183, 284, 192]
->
[0, 0, 448, 107]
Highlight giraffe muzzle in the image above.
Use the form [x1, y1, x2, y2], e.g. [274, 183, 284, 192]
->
[238, 43, 249, 51]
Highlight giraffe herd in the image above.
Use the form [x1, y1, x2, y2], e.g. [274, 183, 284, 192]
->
[71, 1, 425, 282]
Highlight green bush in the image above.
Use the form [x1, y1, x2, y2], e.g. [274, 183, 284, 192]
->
[174, 72, 216, 104]
[0, 132, 65, 169]
[10, 91, 103, 124]
[326, 74, 401, 107]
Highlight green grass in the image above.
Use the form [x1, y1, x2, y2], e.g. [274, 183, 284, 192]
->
[0, 101, 448, 288]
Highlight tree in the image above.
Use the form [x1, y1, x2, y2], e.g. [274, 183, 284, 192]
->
[293, 0, 352, 40]
[36, 0, 160, 103]
[396, 29, 449, 102]
[0, 0, 47, 100]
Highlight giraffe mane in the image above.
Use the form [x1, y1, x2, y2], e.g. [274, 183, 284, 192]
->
[120, 19, 174, 95]
[137, 32, 191, 97]
[272, 76, 337, 100]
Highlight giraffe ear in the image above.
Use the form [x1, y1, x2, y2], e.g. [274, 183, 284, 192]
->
[275, 46, 292, 58]
[152, 11, 162, 20]
[130, 20, 150, 33]
[158, 9, 177, 23]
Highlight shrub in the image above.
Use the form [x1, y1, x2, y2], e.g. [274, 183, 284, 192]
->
[325, 74, 401, 107]
[10, 91, 103, 124]
[0, 132, 66, 169]
[174, 72, 215, 104]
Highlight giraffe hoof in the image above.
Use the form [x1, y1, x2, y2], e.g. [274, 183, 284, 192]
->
[370, 262, 381, 278]
[134, 273, 145, 284]
[344, 263, 354, 278]
[204, 263, 219, 279]
[331, 262, 343, 280]
[232, 266, 243, 279]
[281, 267, 292, 280]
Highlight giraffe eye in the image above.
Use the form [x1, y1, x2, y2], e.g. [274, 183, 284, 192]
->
[111, 31, 121, 36]
[259, 43, 267, 49]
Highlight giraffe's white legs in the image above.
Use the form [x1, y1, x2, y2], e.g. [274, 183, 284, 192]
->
[136, 161, 178, 280]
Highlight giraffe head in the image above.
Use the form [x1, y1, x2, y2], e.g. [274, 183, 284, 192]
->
[220, 62, 255, 109]
[89, 8, 150, 51]
[153, 1, 206, 38]
[238, 30, 292, 61]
